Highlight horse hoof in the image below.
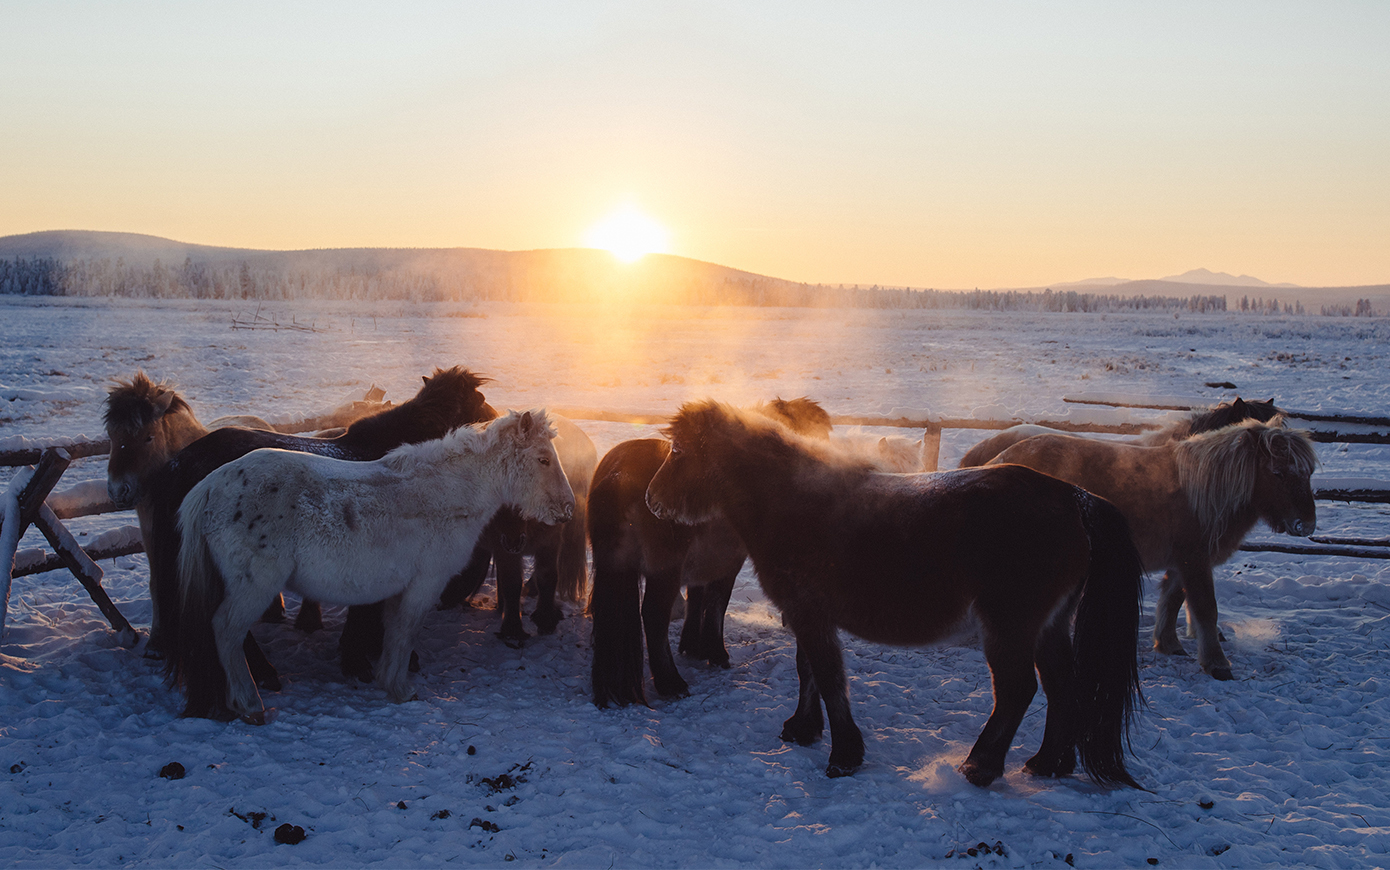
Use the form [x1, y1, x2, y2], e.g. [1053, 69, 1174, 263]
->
[1209, 667, 1234, 681]
[239, 708, 275, 726]
[958, 760, 1002, 787]
[780, 724, 822, 747]
[826, 762, 860, 778]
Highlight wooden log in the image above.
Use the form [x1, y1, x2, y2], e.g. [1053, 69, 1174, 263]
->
[17, 448, 71, 527]
[921, 423, 942, 473]
[12, 526, 145, 578]
[1238, 541, 1390, 560]
[0, 436, 110, 468]
[1, 468, 33, 636]
[1309, 535, 1390, 548]
[33, 504, 138, 645]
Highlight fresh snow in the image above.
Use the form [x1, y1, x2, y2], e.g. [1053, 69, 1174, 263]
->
[1, 296, 1388, 868]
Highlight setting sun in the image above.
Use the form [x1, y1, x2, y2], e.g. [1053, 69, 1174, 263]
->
[584, 206, 670, 262]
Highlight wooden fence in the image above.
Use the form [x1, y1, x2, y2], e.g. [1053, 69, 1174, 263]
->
[4, 396, 1388, 642]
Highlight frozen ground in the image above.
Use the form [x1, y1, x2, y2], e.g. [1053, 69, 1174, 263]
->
[1, 296, 1388, 867]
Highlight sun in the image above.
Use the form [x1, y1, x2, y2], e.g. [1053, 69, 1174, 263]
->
[584, 206, 670, 262]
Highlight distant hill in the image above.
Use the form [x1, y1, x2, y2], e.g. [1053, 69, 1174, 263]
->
[0, 230, 1384, 314]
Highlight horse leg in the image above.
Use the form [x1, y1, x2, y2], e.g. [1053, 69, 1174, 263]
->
[376, 590, 432, 703]
[589, 544, 647, 708]
[293, 598, 323, 633]
[697, 570, 736, 668]
[494, 550, 529, 644]
[779, 644, 823, 746]
[242, 632, 282, 691]
[259, 594, 287, 623]
[1180, 563, 1233, 680]
[1152, 571, 1188, 656]
[528, 538, 564, 635]
[1023, 619, 1078, 779]
[784, 614, 862, 777]
[437, 544, 492, 610]
[339, 602, 385, 681]
[959, 631, 1038, 787]
[677, 585, 706, 659]
[642, 568, 689, 698]
[212, 593, 278, 723]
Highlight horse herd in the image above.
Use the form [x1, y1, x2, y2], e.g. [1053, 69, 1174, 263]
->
[102, 370, 1318, 789]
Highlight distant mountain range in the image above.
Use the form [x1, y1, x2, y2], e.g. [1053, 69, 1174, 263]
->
[1054, 268, 1301, 290]
[0, 230, 1384, 312]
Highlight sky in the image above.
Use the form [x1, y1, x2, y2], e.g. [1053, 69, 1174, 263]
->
[3, 1, 1388, 289]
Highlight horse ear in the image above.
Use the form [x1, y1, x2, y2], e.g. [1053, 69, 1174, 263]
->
[422, 375, 430, 385]
[151, 387, 176, 416]
[520, 410, 534, 436]
[1232, 397, 1247, 411]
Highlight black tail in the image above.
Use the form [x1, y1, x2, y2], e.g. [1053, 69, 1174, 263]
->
[1073, 492, 1145, 788]
[166, 485, 235, 720]
[587, 489, 648, 708]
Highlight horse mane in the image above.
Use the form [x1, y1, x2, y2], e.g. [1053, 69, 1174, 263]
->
[343, 366, 492, 440]
[667, 400, 870, 473]
[1166, 397, 1281, 440]
[103, 371, 193, 438]
[753, 397, 833, 439]
[1174, 416, 1317, 550]
[382, 409, 555, 474]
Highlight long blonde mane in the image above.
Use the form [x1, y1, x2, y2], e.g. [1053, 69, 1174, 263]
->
[1174, 416, 1317, 550]
[382, 409, 556, 474]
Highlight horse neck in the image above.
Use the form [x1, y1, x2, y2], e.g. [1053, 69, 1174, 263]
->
[162, 408, 211, 454]
[708, 444, 840, 556]
[1175, 439, 1258, 559]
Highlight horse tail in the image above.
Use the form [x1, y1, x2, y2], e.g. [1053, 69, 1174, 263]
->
[1072, 491, 1145, 789]
[587, 444, 657, 708]
[556, 489, 589, 603]
[167, 480, 232, 719]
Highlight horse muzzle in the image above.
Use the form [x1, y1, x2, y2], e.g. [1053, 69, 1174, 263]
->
[108, 479, 138, 510]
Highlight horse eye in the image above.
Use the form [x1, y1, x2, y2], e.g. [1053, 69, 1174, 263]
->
[540, 457, 552, 467]
[145, 435, 154, 443]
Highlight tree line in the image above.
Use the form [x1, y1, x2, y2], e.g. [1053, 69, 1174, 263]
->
[0, 254, 1367, 315]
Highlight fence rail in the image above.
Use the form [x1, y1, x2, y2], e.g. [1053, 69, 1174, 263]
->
[5, 397, 1389, 643]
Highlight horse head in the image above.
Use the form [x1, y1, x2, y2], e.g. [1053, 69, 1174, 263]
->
[648, 400, 744, 524]
[419, 366, 493, 427]
[1250, 421, 1318, 537]
[499, 410, 575, 526]
[103, 372, 200, 508]
[756, 396, 833, 440]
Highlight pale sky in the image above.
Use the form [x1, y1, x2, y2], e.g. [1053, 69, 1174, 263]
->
[3, 1, 1387, 288]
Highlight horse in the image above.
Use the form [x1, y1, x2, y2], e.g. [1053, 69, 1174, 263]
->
[957, 398, 1280, 469]
[829, 430, 934, 473]
[148, 366, 496, 712]
[104, 372, 281, 642]
[644, 400, 1145, 788]
[985, 416, 1317, 680]
[589, 398, 870, 709]
[172, 410, 576, 723]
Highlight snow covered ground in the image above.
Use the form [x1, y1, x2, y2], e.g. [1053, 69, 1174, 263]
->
[1, 296, 1388, 868]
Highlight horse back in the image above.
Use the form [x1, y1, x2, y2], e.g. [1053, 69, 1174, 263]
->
[589, 439, 694, 572]
[754, 466, 1093, 647]
[988, 434, 1193, 569]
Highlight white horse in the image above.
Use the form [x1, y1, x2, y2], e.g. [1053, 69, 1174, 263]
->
[174, 410, 576, 722]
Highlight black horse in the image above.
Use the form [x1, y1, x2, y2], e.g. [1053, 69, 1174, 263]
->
[153, 366, 496, 717]
[645, 400, 1145, 788]
[589, 398, 832, 708]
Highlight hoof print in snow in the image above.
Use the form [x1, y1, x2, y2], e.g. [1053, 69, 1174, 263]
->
[431, 810, 451, 820]
[10, 762, 26, 774]
[470, 818, 501, 833]
[159, 762, 185, 780]
[274, 823, 306, 845]
[396, 800, 408, 810]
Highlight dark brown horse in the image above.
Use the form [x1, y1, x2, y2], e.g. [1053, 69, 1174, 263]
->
[104, 373, 281, 645]
[986, 416, 1317, 680]
[957, 398, 1280, 469]
[589, 398, 833, 708]
[645, 401, 1145, 788]
[150, 367, 496, 717]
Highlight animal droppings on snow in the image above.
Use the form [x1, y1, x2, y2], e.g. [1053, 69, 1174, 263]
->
[158, 762, 185, 780]
[273, 823, 306, 845]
